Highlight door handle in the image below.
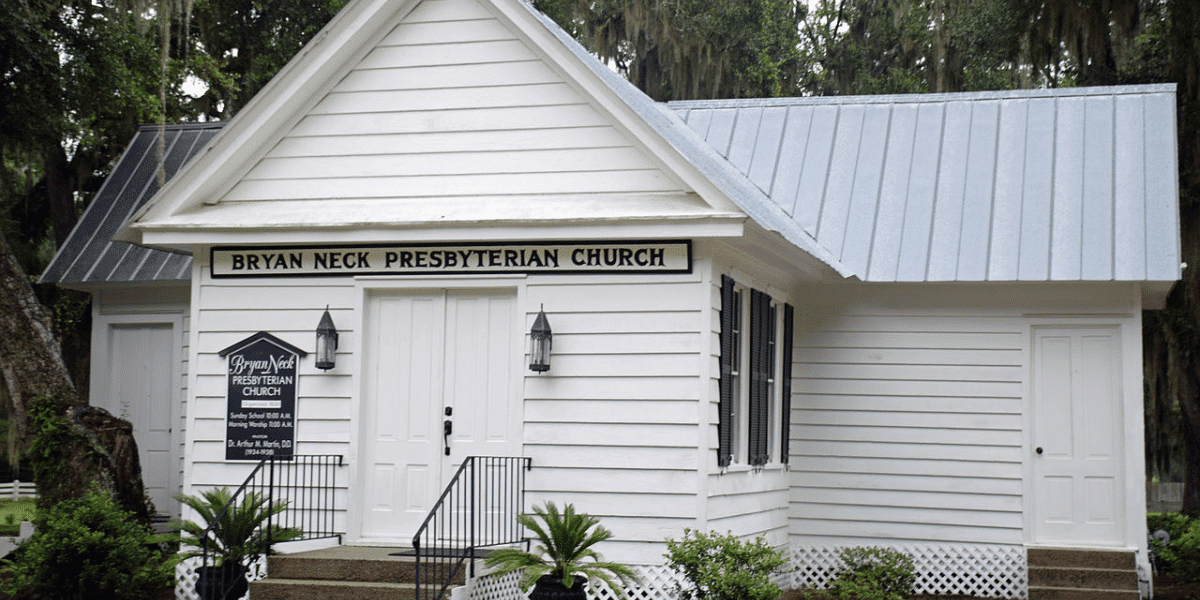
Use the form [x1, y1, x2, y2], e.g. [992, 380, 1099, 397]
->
[1036, 447, 1043, 455]
[443, 419, 453, 456]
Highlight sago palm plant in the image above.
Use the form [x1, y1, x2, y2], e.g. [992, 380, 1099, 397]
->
[485, 502, 638, 599]
[174, 487, 302, 566]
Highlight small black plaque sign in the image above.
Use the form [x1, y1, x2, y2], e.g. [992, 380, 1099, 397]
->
[219, 332, 306, 461]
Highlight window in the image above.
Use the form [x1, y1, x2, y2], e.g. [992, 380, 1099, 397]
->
[719, 275, 794, 468]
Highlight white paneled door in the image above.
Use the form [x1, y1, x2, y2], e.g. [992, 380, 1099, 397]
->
[1031, 326, 1124, 546]
[360, 289, 519, 541]
[100, 323, 177, 517]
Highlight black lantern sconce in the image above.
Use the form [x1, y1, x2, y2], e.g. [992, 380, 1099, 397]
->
[315, 307, 338, 371]
[529, 305, 552, 372]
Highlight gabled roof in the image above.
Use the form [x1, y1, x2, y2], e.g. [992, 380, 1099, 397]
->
[84, 0, 1177, 291]
[40, 123, 222, 286]
[116, 0, 849, 275]
[670, 85, 1181, 285]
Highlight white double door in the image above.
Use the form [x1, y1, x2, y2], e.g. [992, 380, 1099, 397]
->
[1031, 326, 1125, 546]
[359, 289, 520, 542]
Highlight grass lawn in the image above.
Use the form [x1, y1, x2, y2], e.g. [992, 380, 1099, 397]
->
[0, 499, 35, 536]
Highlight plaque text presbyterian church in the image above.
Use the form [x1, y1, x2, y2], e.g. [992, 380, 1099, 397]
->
[211, 240, 691, 278]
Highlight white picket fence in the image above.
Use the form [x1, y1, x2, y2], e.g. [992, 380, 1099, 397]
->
[0, 480, 36, 500]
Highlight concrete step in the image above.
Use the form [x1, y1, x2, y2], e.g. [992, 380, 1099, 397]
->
[1028, 565, 1140, 590]
[254, 545, 475, 600]
[1026, 586, 1141, 600]
[266, 546, 467, 585]
[249, 578, 418, 600]
[1026, 548, 1140, 600]
[1027, 547, 1136, 570]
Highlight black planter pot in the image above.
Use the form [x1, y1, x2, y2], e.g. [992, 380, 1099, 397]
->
[196, 562, 249, 600]
[528, 575, 587, 600]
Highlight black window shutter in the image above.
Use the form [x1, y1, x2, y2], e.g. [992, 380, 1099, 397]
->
[718, 275, 735, 467]
[748, 289, 771, 466]
[781, 303, 794, 465]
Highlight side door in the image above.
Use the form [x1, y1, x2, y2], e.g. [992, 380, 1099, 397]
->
[1031, 326, 1124, 545]
[96, 321, 178, 518]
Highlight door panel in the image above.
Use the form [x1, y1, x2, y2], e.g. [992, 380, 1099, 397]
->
[1032, 327, 1123, 545]
[443, 293, 518, 473]
[360, 289, 516, 541]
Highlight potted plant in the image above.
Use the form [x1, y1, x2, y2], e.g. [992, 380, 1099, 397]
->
[484, 502, 638, 600]
[174, 487, 302, 600]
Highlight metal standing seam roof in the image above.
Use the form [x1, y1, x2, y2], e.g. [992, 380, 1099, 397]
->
[40, 122, 223, 286]
[43, 0, 1181, 288]
[667, 86, 1182, 283]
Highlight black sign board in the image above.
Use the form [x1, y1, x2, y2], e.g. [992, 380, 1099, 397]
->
[219, 332, 306, 461]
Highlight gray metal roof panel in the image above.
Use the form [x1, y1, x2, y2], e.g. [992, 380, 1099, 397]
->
[669, 84, 1182, 283]
[41, 123, 221, 285]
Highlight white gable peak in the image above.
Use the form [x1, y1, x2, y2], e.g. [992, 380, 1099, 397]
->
[123, 0, 757, 247]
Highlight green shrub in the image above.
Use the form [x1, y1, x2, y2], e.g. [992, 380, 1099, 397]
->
[664, 529, 786, 600]
[1148, 512, 1193, 542]
[824, 546, 916, 600]
[0, 488, 178, 600]
[1150, 512, 1200, 584]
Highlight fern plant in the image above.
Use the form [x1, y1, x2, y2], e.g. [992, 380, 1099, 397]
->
[484, 502, 639, 597]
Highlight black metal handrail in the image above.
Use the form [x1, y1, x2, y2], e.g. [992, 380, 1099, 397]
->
[413, 456, 532, 600]
[192, 454, 342, 600]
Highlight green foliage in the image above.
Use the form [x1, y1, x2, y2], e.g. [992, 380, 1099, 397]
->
[534, 0, 804, 100]
[799, 0, 935, 96]
[188, 0, 348, 118]
[1150, 512, 1200, 583]
[0, 488, 177, 600]
[824, 546, 916, 600]
[174, 487, 301, 566]
[663, 529, 785, 600]
[484, 502, 639, 595]
[0, 498, 36, 536]
[26, 398, 93, 511]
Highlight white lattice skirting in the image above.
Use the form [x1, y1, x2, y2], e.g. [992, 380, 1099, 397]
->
[466, 543, 1027, 600]
[787, 544, 1027, 599]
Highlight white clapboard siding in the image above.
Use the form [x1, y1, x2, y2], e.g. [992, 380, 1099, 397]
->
[189, 272, 357, 516]
[270, 127, 632, 157]
[222, 0, 689, 206]
[522, 277, 704, 564]
[789, 291, 1036, 547]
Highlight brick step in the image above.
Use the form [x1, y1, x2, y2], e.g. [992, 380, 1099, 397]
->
[1028, 565, 1139, 590]
[249, 578, 417, 600]
[1027, 585, 1141, 600]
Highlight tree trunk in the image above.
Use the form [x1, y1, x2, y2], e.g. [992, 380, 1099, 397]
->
[43, 145, 77, 249]
[0, 227, 150, 522]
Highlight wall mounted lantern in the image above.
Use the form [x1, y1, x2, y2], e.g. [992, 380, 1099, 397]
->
[529, 305, 552, 373]
[315, 307, 338, 370]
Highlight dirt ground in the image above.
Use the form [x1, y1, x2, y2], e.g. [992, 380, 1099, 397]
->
[1153, 573, 1200, 600]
